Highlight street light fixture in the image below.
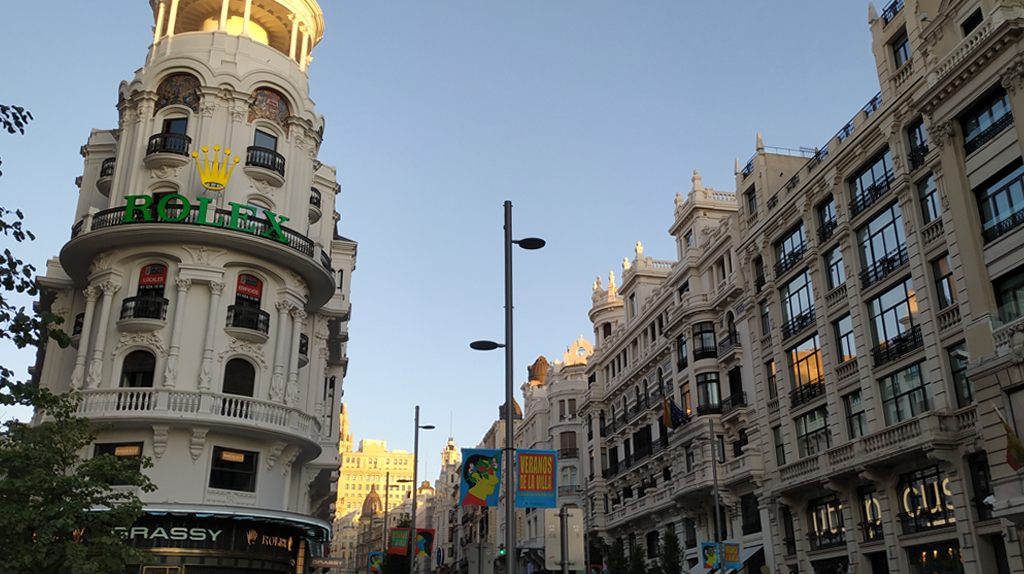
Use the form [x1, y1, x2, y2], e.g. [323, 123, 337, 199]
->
[470, 200, 545, 574]
[410, 405, 435, 574]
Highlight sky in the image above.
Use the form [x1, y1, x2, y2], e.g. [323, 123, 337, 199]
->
[0, 1, 880, 483]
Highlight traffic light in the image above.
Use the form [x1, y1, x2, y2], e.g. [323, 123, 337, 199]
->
[498, 545, 506, 556]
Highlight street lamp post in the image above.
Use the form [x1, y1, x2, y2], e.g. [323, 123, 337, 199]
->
[410, 405, 435, 574]
[471, 200, 545, 574]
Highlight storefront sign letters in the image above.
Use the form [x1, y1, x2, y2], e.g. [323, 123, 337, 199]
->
[115, 526, 224, 542]
[122, 195, 290, 245]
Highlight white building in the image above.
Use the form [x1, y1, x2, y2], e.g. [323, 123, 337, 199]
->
[32, 0, 355, 570]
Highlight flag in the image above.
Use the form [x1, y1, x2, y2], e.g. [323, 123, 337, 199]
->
[662, 398, 686, 429]
[993, 403, 1024, 472]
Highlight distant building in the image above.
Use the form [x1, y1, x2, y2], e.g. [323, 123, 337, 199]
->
[335, 406, 417, 517]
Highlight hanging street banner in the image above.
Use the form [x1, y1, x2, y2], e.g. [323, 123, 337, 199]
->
[369, 552, 383, 573]
[516, 449, 557, 508]
[701, 543, 719, 569]
[388, 528, 409, 555]
[414, 529, 435, 557]
[459, 449, 502, 507]
[722, 543, 741, 570]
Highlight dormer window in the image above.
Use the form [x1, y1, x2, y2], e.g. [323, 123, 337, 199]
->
[962, 9, 983, 36]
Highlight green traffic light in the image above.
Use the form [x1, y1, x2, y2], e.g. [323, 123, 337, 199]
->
[498, 545, 506, 556]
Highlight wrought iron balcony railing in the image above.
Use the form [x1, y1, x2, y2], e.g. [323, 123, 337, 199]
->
[817, 217, 837, 243]
[310, 188, 322, 208]
[789, 378, 826, 409]
[119, 296, 169, 320]
[146, 133, 192, 156]
[558, 448, 579, 459]
[692, 344, 718, 361]
[871, 324, 923, 367]
[849, 174, 894, 218]
[983, 207, 1024, 244]
[722, 392, 747, 415]
[964, 113, 1014, 155]
[99, 157, 116, 178]
[774, 242, 807, 277]
[696, 402, 722, 416]
[226, 305, 271, 334]
[908, 141, 929, 171]
[246, 146, 286, 176]
[754, 274, 766, 293]
[781, 308, 816, 340]
[881, 0, 904, 24]
[860, 244, 908, 289]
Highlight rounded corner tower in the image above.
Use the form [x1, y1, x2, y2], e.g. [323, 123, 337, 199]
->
[34, 0, 355, 569]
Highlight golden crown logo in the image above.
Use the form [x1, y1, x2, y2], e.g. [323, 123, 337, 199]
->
[192, 145, 240, 191]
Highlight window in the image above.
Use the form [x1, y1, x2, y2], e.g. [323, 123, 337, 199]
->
[834, 315, 855, 364]
[162, 117, 188, 135]
[223, 358, 255, 397]
[685, 445, 696, 472]
[849, 149, 894, 217]
[807, 494, 844, 550]
[908, 118, 929, 171]
[844, 391, 866, 439]
[868, 277, 921, 367]
[741, 493, 762, 534]
[628, 293, 636, 318]
[968, 452, 994, 521]
[858, 202, 907, 288]
[775, 225, 807, 276]
[897, 466, 955, 533]
[773, 426, 785, 466]
[859, 486, 883, 541]
[759, 300, 771, 336]
[892, 30, 910, 69]
[919, 174, 940, 223]
[962, 89, 1013, 153]
[209, 446, 258, 492]
[695, 372, 720, 414]
[789, 335, 823, 389]
[880, 362, 931, 425]
[684, 231, 693, 249]
[692, 322, 716, 360]
[716, 435, 726, 463]
[795, 406, 831, 458]
[962, 9, 984, 36]
[120, 350, 156, 388]
[645, 531, 659, 559]
[948, 342, 974, 408]
[94, 443, 144, 485]
[823, 246, 845, 292]
[780, 271, 815, 338]
[995, 263, 1024, 325]
[754, 256, 766, 292]
[254, 128, 278, 151]
[229, 274, 268, 333]
[818, 197, 837, 243]
[932, 255, 957, 309]
[766, 361, 777, 399]
[977, 161, 1024, 243]
[745, 186, 758, 214]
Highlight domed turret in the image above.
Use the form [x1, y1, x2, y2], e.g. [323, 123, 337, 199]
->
[360, 485, 383, 517]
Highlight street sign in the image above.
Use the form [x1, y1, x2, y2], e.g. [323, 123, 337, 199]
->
[311, 557, 347, 567]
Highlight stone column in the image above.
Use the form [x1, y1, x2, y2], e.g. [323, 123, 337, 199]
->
[167, 0, 180, 38]
[312, 313, 330, 416]
[154, 1, 167, 44]
[163, 278, 191, 388]
[299, 25, 310, 72]
[199, 281, 224, 391]
[285, 308, 306, 405]
[242, 0, 252, 36]
[271, 301, 292, 403]
[288, 15, 299, 61]
[70, 287, 100, 390]
[86, 281, 120, 389]
[219, 0, 229, 30]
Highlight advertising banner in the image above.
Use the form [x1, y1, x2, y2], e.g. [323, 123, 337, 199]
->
[515, 449, 557, 508]
[459, 449, 502, 506]
[414, 529, 435, 557]
[723, 543, 741, 569]
[701, 542, 719, 569]
[388, 528, 409, 555]
[369, 552, 383, 573]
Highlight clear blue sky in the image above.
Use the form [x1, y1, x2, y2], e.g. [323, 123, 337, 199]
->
[1, 1, 879, 481]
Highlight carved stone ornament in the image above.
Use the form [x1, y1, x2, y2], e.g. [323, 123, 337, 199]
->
[218, 338, 268, 370]
[175, 278, 192, 292]
[99, 281, 121, 296]
[276, 300, 293, 314]
[1001, 57, 1024, 95]
[251, 178, 275, 195]
[270, 372, 285, 402]
[201, 103, 217, 118]
[266, 441, 288, 470]
[183, 246, 225, 265]
[163, 355, 178, 388]
[927, 118, 956, 150]
[1009, 324, 1024, 364]
[113, 332, 167, 357]
[152, 165, 179, 180]
[209, 281, 226, 295]
[190, 427, 209, 462]
[152, 425, 170, 460]
[290, 308, 307, 322]
[70, 364, 85, 390]
[91, 252, 114, 272]
[199, 359, 212, 390]
[280, 445, 301, 476]
[86, 359, 103, 389]
[285, 380, 300, 406]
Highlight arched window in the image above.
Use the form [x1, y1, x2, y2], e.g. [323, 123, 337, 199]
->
[121, 350, 156, 388]
[223, 358, 255, 397]
[155, 73, 200, 114]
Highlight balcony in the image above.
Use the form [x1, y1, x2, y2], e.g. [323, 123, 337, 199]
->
[97, 158, 115, 195]
[718, 333, 741, 356]
[807, 530, 845, 552]
[789, 378, 826, 409]
[754, 274, 766, 293]
[908, 141, 929, 171]
[116, 296, 169, 332]
[983, 207, 1024, 244]
[817, 217, 837, 244]
[692, 344, 718, 361]
[871, 324, 923, 368]
[721, 392, 747, 415]
[244, 146, 286, 186]
[695, 402, 722, 416]
[144, 133, 192, 169]
[225, 305, 271, 343]
[964, 113, 1014, 155]
[860, 245, 908, 289]
[774, 243, 807, 277]
[781, 308, 816, 340]
[76, 388, 322, 449]
[849, 175, 894, 218]
[881, 0, 903, 24]
[558, 447, 579, 460]
[898, 508, 956, 535]
[309, 188, 322, 223]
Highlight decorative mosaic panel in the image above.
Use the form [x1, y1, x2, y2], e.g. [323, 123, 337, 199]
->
[248, 88, 290, 134]
[154, 73, 201, 114]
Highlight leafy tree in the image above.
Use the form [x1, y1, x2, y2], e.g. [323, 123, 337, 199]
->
[0, 105, 154, 573]
[382, 514, 411, 574]
[605, 539, 628, 574]
[627, 543, 646, 574]
[657, 529, 681, 574]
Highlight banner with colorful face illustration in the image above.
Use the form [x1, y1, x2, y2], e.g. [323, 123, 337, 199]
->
[388, 528, 409, 555]
[460, 449, 502, 506]
[701, 543, 719, 569]
[515, 449, 557, 508]
[369, 552, 383, 573]
[415, 529, 435, 557]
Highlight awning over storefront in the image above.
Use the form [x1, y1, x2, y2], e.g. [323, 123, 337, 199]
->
[686, 545, 764, 574]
